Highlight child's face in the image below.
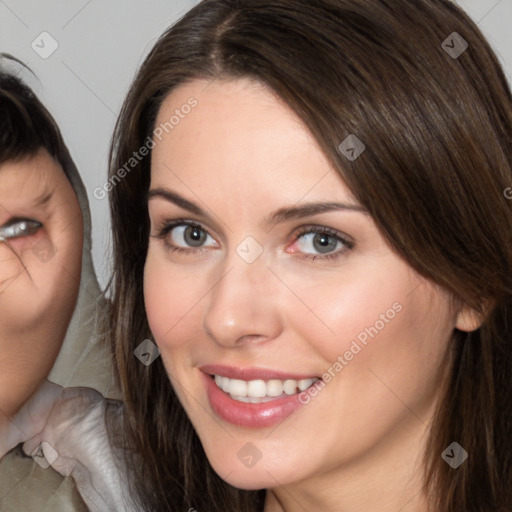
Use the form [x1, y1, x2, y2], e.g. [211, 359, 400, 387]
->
[0, 149, 82, 417]
[144, 78, 476, 492]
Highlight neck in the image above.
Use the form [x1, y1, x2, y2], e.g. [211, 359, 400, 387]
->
[263, 413, 434, 512]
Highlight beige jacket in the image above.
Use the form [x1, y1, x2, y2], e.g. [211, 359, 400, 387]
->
[0, 146, 119, 511]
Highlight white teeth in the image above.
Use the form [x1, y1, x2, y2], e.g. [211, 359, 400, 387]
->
[232, 396, 251, 403]
[266, 379, 284, 397]
[221, 377, 230, 393]
[229, 379, 247, 396]
[231, 395, 276, 403]
[213, 375, 319, 400]
[283, 379, 298, 395]
[247, 380, 266, 397]
[298, 378, 315, 391]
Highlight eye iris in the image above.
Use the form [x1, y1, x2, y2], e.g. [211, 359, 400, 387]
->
[184, 226, 206, 247]
[313, 233, 337, 253]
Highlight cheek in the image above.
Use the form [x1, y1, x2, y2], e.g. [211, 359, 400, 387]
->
[0, 231, 49, 328]
[143, 253, 212, 399]
[315, 280, 452, 427]
[0, 248, 24, 293]
[143, 251, 202, 350]
[0, 228, 50, 289]
[0, 224, 83, 414]
[285, 263, 453, 413]
[11, 232, 81, 318]
[282, 261, 410, 364]
[0, 212, 83, 357]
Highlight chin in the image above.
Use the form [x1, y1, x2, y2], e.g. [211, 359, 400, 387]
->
[212, 465, 275, 491]
[203, 447, 299, 491]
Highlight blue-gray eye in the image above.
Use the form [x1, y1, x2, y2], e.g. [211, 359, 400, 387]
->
[0, 219, 42, 241]
[297, 231, 343, 255]
[169, 224, 216, 248]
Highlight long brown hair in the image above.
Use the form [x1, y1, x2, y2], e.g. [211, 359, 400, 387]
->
[107, 1, 512, 510]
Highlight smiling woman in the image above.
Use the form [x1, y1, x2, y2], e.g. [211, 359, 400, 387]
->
[107, 1, 512, 511]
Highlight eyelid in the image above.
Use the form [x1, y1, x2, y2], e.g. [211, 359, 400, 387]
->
[154, 218, 217, 240]
[293, 225, 354, 245]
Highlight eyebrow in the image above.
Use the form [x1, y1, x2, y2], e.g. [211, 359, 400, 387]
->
[147, 187, 368, 227]
[147, 188, 204, 216]
[266, 201, 368, 227]
[33, 191, 53, 208]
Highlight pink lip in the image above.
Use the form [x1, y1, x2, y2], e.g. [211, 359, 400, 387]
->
[199, 364, 319, 381]
[201, 372, 305, 428]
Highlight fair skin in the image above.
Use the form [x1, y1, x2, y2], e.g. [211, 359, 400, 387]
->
[144, 78, 480, 512]
[0, 149, 82, 429]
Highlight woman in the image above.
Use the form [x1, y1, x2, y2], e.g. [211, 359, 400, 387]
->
[108, 1, 512, 511]
[0, 56, 123, 511]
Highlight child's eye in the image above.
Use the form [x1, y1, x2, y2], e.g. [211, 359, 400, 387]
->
[0, 219, 42, 241]
[288, 226, 354, 261]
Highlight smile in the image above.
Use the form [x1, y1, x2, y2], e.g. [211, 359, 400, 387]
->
[213, 375, 320, 403]
[200, 367, 323, 428]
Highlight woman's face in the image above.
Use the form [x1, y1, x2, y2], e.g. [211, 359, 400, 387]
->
[0, 149, 82, 417]
[144, 78, 471, 492]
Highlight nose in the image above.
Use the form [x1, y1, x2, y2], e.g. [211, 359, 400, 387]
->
[202, 256, 282, 348]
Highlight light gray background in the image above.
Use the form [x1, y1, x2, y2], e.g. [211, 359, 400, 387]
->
[0, 0, 511, 290]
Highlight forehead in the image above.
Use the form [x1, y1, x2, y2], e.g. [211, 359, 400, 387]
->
[0, 148, 65, 180]
[0, 150, 72, 211]
[151, 78, 357, 207]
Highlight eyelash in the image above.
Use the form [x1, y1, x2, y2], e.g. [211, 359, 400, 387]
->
[153, 219, 354, 261]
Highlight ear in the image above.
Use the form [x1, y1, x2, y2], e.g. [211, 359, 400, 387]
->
[455, 301, 490, 332]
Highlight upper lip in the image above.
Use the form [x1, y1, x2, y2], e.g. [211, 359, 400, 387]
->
[200, 364, 320, 381]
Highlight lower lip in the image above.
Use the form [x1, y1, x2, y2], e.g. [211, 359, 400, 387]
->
[203, 373, 307, 428]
